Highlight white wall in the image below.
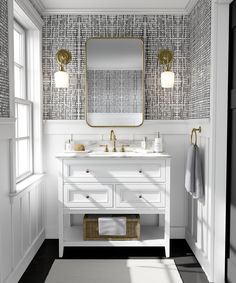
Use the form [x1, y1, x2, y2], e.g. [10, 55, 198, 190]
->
[0, 120, 45, 283]
[43, 119, 209, 239]
[43, 119, 214, 280]
[185, 122, 213, 281]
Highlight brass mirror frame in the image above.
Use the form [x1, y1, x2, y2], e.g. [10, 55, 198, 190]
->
[85, 37, 144, 128]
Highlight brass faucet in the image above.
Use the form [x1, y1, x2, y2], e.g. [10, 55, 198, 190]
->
[110, 130, 117, 152]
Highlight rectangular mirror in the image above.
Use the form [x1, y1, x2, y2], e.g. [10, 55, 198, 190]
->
[86, 38, 144, 127]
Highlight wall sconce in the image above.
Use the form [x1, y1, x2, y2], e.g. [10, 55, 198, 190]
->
[158, 49, 175, 88]
[54, 49, 72, 88]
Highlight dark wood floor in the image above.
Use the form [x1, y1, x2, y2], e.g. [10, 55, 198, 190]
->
[19, 239, 209, 283]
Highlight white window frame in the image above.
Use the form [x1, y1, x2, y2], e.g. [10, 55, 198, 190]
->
[14, 21, 34, 183]
[11, 0, 44, 193]
[15, 98, 33, 182]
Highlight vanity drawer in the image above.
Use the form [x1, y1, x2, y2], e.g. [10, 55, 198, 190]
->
[115, 184, 166, 208]
[63, 160, 166, 182]
[64, 184, 113, 208]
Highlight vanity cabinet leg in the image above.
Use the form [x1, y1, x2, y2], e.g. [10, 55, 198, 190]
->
[165, 243, 170, 258]
[59, 241, 64, 258]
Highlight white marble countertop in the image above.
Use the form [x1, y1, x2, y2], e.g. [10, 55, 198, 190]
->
[56, 150, 171, 159]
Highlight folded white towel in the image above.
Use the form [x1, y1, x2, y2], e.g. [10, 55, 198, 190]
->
[98, 217, 126, 236]
[185, 144, 204, 199]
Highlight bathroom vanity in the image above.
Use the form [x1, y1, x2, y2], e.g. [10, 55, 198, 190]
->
[57, 152, 171, 257]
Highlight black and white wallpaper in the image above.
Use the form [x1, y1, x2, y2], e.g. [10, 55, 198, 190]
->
[40, 0, 211, 120]
[42, 15, 190, 120]
[189, 0, 211, 119]
[0, 0, 9, 118]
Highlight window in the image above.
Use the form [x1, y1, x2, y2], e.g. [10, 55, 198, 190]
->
[14, 21, 33, 182]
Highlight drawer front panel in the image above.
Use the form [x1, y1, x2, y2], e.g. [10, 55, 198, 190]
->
[115, 184, 166, 208]
[64, 184, 113, 208]
[64, 160, 166, 182]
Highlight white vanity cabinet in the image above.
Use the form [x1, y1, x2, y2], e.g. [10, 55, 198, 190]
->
[57, 154, 171, 257]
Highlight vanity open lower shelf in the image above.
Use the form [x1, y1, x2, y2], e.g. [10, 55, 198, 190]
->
[64, 225, 165, 247]
[57, 153, 171, 257]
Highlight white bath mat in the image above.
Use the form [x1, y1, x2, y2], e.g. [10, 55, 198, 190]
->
[45, 259, 183, 283]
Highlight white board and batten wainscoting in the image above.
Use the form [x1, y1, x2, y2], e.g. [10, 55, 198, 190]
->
[0, 119, 45, 283]
[43, 119, 213, 280]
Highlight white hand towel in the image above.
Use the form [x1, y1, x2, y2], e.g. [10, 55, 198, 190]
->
[98, 217, 126, 236]
[185, 144, 204, 199]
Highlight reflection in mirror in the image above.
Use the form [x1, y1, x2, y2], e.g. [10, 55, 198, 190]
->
[86, 38, 144, 127]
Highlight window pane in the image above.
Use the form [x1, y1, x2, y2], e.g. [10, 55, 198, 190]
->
[15, 103, 18, 137]
[17, 139, 30, 177]
[14, 29, 21, 65]
[16, 141, 19, 177]
[17, 103, 29, 137]
[14, 65, 24, 99]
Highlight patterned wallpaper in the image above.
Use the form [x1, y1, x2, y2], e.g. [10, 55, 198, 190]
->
[87, 70, 142, 113]
[41, 0, 211, 120]
[42, 15, 190, 120]
[189, 0, 211, 119]
[0, 0, 9, 118]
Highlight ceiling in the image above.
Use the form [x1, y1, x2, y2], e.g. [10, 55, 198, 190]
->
[35, 0, 195, 14]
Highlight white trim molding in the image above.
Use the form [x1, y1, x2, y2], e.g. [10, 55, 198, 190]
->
[42, 8, 188, 15]
[5, 229, 45, 283]
[210, 0, 230, 282]
[14, 0, 44, 29]
[30, 0, 206, 15]
[29, 0, 233, 16]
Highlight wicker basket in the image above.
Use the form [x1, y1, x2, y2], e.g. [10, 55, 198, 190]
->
[83, 214, 140, 241]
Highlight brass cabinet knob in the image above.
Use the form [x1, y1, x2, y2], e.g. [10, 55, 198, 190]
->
[86, 195, 90, 199]
[86, 169, 90, 173]
[139, 169, 143, 173]
[139, 195, 142, 199]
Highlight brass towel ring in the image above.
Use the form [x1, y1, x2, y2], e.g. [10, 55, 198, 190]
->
[191, 127, 201, 145]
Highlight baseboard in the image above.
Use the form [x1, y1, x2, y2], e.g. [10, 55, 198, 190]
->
[185, 229, 213, 282]
[5, 229, 45, 283]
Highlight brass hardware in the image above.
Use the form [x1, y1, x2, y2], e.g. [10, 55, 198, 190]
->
[121, 145, 130, 152]
[100, 144, 109, 152]
[86, 195, 90, 199]
[86, 169, 90, 173]
[110, 130, 117, 152]
[191, 126, 202, 145]
[158, 49, 174, 71]
[85, 37, 144, 127]
[56, 49, 72, 69]
[139, 195, 142, 199]
[139, 170, 142, 173]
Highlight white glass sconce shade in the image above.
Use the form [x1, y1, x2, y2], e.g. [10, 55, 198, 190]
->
[161, 71, 175, 88]
[54, 70, 69, 88]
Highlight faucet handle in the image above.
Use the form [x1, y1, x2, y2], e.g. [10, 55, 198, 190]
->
[100, 144, 109, 152]
[121, 144, 130, 152]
